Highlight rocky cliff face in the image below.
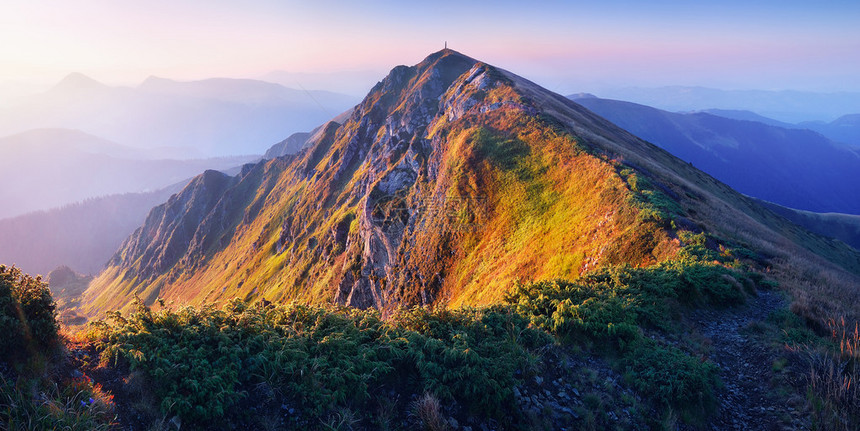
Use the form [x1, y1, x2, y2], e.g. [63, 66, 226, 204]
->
[82, 49, 860, 315]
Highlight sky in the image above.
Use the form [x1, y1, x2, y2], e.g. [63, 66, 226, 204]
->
[1, 0, 859, 96]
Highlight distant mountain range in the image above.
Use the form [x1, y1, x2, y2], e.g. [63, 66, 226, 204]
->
[590, 86, 860, 124]
[798, 114, 860, 148]
[0, 186, 180, 276]
[696, 109, 860, 148]
[260, 69, 384, 99]
[696, 109, 798, 129]
[0, 73, 359, 157]
[0, 128, 256, 219]
[570, 96, 860, 215]
[81, 50, 860, 320]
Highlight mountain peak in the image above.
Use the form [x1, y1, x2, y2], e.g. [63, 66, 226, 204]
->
[84, 49, 860, 319]
[421, 48, 475, 64]
[138, 75, 172, 87]
[50, 72, 107, 93]
[85, 50, 683, 312]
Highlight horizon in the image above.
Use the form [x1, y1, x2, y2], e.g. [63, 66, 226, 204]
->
[2, 1, 859, 97]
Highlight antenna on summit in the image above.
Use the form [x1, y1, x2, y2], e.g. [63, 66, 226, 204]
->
[444, 41, 447, 49]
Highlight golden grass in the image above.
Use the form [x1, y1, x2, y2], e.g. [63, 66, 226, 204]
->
[411, 392, 449, 431]
[803, 318, 860, 430]
[78, 52, 860, 348]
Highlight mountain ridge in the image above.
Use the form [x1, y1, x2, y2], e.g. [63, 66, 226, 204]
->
[0, 186, 181, 276]
[84, 50, 677, 313]
[570, 96, 860, 214]
[82, 50, 860, 327]
[0, 74, 358, 156]
[587, 85, 860, 123]
[0, 128, 257, 219]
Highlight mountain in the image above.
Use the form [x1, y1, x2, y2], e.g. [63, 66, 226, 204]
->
[263, 132, 310, 159]
[137, 76, 352, 107]
[591, 86, 860, 123]
[0, 128, 256, 219]
[703, 109, 860, 148]
[0, 186, 181, 276]
[755, 199, 860, 251]
[260, 69, 384, 98]
[0, 74, 359, 157]
[570, 96, 860, 214]
[263, 110, 354, 159]
[82, 50, 860, 321]
[798, 114, 860, 147]
[699, 109, 798, 129]
[50, 72, 111, 95]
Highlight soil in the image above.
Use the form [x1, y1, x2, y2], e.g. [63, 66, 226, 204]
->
[686, 288, 811, 431]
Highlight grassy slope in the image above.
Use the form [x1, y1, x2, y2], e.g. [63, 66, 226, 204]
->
[84, 51, 860, 333]
[755, 198, 860, 250]
[66, 51, 860, 430]
[83, 53, 677, 316]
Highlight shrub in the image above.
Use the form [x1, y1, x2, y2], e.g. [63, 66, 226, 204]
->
[0, 265, 114, 430]
[623, 340, 719, 414]
[0, 265, 58, 365]
[504, 257, 748, 420]
[84, 299, 552, 428]
[506, 259, 750, 346]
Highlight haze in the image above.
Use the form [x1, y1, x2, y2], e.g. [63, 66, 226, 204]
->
[2, 0, 859, 220]
[2, 0, 858, 97]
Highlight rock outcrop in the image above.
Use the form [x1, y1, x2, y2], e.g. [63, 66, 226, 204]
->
[83, 49, 860, 315]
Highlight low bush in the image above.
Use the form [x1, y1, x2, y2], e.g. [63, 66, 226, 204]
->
[0, 265, 58, 365]
[505, 256, 754, 418]
[506, 258, 749, 345]
[0, 265, 115, 430]
[623, 340, 719, 416]
[84, 299, 552, 428]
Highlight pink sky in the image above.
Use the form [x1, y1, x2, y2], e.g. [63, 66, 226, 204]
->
[2, 1, 858, 94]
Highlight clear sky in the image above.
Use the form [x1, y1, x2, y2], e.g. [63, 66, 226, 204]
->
[1, 0, 859, 95]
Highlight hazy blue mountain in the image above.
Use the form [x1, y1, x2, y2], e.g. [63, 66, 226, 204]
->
[263, 132, 310, 159]
[259, 69, 383, 98]
[0, 186, 181, 276]
[699, 109, 797, 129]
[571, 96, 860, 214]
[702, 109, 860, 148]
[591, 86, 860, 123]
[0, 73, 359, 157]
[0, 129, 257, 218]
[753, 199, 860, 251]
[262, 109, 353, 159]
[798, 114, 860, 148]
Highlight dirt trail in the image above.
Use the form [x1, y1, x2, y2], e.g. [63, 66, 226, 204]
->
[691, 289, 809, 431]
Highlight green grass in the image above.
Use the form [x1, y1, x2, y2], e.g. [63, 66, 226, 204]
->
[504, 254, 758, 419]
[618, 168, 683, 225]
[1, 374, 115, 431]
